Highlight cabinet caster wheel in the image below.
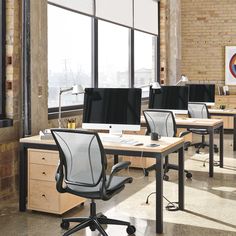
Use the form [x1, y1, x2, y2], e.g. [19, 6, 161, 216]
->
[61, 221, 69, 230]
[186, 172, 192, 179]
[144, 170, 149, 176]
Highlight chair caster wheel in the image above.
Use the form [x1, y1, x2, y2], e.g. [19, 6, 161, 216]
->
[144, 170, 149, 176]
[61, 221, 69, 230]
[186, 172, 192, 179]
[90, 224, 96, 231]
[98, 213, 107, 219]
[163, 175, 169, 181]
[196, 150, 200, 154]
[127, 225, 136, 235]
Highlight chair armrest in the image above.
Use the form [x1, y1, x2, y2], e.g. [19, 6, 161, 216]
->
[106, 161, 131, 189]
[179, 130, 191, 137]
[111, 161, 131, 175]
[55, 163, 66, 193]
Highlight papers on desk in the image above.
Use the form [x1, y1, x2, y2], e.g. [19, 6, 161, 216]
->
[39, 129, 53, 140]
[100, 135, 143, 146]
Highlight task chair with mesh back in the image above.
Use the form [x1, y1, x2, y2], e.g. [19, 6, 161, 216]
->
[188, 102, 218, 154]
[51, 129, 136, 236]
[143, 109, 192, 181]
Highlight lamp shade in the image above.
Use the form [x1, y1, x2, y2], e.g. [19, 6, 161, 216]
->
[72, 85, 84, 94]
[176, 75, 189, 85]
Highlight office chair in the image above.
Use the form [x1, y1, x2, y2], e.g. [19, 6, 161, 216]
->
[143, 110, 192, 181]
[51, 129, 136, 236]
[188, 102, 218, 154]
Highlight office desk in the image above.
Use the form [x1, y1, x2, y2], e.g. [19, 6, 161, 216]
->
[209, 108, 236, 151]
[19, 134, 185, 234]
[175, 118, 224, 177]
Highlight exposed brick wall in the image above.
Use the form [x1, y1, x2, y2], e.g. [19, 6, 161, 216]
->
[181, 0, 236, 92]
[0, 0, 21, 200]
[0, 141, 19, 200]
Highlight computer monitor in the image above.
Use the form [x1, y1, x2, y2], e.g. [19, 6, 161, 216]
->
[82, 88, 142, 135]
[188, 84, 215, 106]
[149, 85, 189, 114]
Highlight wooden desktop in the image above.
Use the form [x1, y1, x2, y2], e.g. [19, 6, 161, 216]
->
[19, 133, 185, 234]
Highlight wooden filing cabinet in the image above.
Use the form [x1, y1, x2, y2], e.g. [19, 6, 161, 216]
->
[212, 95, 236, 129]
[27, 148, 85, 214]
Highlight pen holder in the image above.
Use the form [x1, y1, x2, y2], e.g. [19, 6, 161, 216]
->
[67, 122, 76, 129]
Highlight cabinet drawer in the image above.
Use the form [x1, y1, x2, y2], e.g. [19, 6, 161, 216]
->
[28, 149, 59, 165]
[29, 163, 56, 181]
[28, 179, 60, 213]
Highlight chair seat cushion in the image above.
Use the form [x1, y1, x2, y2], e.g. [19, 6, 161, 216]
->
[66, 175, 132, 200]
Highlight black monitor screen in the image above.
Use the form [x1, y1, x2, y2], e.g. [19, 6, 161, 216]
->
[83, 88, 141, 125]
[149, 86, 189, 111]
[188, 84, 215, 103]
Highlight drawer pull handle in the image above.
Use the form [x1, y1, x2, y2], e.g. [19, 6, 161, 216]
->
[42, 172, 46, 175]
[42, 194, 46, 197]
[42, 157, 45, 160]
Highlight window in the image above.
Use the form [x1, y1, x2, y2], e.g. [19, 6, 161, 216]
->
[98, 20, 130, 88]
[134, 31, 157, 97]
[0, 0, 5, 118]
[48, 4, 92, 109]
[47, 3, 159, 116]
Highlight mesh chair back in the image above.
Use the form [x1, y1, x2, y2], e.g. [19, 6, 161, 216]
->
[143, 110, 176, 137]
[51, 129, 106, 188]
[188, 102, 209, 119]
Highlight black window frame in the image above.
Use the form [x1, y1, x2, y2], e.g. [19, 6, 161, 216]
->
[0, 0, 6, 119]
[47, 2, 160, 119]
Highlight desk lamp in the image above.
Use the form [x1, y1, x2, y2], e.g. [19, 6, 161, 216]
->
[58, 85, 84, 128]
[136, 81, 161, 89]
[176, 75, 188, 85]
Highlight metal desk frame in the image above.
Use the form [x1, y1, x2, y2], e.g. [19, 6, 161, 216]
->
[176, 120, 223, 177]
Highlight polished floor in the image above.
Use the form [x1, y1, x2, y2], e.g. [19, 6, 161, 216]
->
[0, 134, 236, 236]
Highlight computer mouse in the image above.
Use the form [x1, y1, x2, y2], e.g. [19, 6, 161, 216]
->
[146, 143, 160, 147]
[134, 142, 144, 146]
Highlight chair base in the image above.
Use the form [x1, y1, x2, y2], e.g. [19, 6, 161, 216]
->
[190, 141, 218, 154]
[144, 161, 192, 180]
[190, 134, 218, 154]
[61, 200, 136, 236]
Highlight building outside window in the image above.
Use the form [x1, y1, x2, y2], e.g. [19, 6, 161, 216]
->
[134, 30, 157, 97]
[48, 4, 92, 109]
[98, 20, 130, 88]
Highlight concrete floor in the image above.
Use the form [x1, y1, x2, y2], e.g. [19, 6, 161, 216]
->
[0, 133, 236, 236]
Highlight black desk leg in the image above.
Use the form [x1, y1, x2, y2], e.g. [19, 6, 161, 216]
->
[209, 128, 214, 177]
[19, 144, 27, 211]
[114, 155, 119, 165]
[219, 125, 224, 168]
[234, 115, 236, 151]
[178, 146, 184, 210]
[156, 155, 163, 234]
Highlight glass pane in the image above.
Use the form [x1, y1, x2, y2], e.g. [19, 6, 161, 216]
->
[98, 20, 129, 88]
[48, 5, 92, 108]
[134, 31, 156, 97]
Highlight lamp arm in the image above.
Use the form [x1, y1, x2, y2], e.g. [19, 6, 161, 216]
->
[58, 87, 73, 128]
[59, 87, 73, 94]
[175, 80, 181, 86]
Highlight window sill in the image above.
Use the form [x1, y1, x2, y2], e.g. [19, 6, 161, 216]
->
[0, 118, 13, 128]
[48, 108, 83, 120]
